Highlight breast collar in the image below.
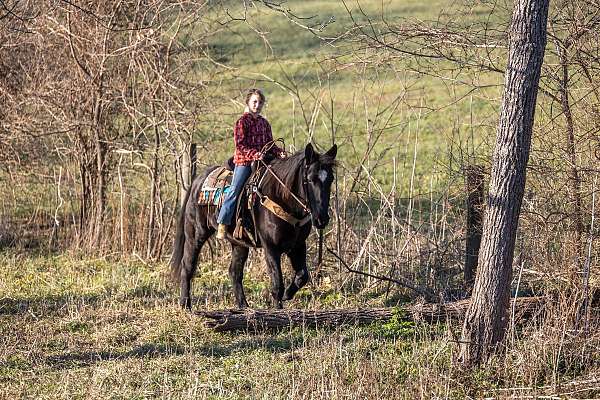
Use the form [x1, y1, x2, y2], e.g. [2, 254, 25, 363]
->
[252, 161, 312, 227]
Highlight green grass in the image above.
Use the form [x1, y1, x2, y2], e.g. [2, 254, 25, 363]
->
[3, 2, 599, 397]
[0, 251, 452, 398]
[194, 0, 504, 195]
[2, 251, 598, 399]
[1, 0, 503, 222]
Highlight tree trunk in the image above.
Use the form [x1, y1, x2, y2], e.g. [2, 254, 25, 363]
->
[147, 102, 161, 259]
[92, 85, 107, 247]
[459, 0, 549, 366]
[179, 143, 196, 208]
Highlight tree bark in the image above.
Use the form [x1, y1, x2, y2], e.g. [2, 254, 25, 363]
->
[199, 297, 545, 332]
[147, 102, 161, 259]
[459, 0, 549, 366]
[91, 82, 108, 247]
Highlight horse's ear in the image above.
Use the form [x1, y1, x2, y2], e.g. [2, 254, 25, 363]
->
[305, 143, 316, 164]
[325, 144, 337, 159]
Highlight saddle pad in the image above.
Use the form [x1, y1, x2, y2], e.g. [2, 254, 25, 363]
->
[202, 167, 233, 191]
[198, 167, 233, 206]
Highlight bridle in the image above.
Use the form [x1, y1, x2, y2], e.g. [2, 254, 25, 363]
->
[256, 157, 312, 218]
[254, 142, 326, 265]
[254, 140, 314, 220]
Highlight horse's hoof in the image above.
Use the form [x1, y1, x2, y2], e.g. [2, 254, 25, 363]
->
[282, 293, 291, 301]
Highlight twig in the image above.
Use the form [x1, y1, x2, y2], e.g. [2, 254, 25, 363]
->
[326, 246, 436, 301]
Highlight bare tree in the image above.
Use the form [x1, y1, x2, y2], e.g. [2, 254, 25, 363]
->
[0, 1, 232, 252]
[459, 0, 549, 366]
[332, 0, 599, 310]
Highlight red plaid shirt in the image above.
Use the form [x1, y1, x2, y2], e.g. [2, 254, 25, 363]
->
[233, 112, 283, 165]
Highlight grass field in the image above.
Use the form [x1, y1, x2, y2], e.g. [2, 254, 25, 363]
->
[2, 251, 598, 399]
[3, 1, 599, 399]
[199, 0, 505, 194]
[0, 251, 578, 399]
[0, 251, 453, 399]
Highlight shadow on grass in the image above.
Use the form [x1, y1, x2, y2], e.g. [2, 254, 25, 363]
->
[203, 336, 301, 356]
[0, 284, 171, 316]
[44, 343, 187, 369]
[43, 336, 301, 370]
[0, 294, 100, 316]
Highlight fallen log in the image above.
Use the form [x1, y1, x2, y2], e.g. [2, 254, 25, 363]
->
[198, 296, 545, 332]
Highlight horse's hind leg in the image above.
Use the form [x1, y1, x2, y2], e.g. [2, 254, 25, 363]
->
[229, 244, 250, 309]
[180, 222, 212, 310]
[264, 248, 284, 309]
[283, 242, 309, 301]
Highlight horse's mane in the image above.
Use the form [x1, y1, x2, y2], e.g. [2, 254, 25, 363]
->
[263, 149, 337, 203]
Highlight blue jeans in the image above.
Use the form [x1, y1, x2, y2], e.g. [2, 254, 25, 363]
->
[217, 164, 252, 225]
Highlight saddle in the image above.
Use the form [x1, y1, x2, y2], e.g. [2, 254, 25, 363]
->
[197, 155, 310, 246]
[197, 158, 262, 246]
[197, 157, 240, 204]
[198, 167, 233, 206]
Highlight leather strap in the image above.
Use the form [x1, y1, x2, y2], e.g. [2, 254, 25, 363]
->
[260, 196, 311, 227]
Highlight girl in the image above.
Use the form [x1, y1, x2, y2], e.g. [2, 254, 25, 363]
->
[216, 89, 286, 239]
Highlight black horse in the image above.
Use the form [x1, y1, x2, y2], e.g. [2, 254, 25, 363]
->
[170, 143, 337, 309]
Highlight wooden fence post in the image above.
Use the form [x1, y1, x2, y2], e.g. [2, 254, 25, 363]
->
[180, 143, 197, 208]
[190, 143, 197, 181]
[464, 165, 485, 294]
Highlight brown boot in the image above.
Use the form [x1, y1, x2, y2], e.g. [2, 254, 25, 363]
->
[216, 224, 227, 239]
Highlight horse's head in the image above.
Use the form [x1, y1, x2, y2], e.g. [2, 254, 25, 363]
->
[303, 143, 337, 229]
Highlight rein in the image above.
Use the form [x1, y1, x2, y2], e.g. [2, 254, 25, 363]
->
[251, 140, 312, 227]
[257, 159, 310, 214]
[254, 141, 324, 266]
[259, 141, 311, 212]
[254, 159, 312, 227]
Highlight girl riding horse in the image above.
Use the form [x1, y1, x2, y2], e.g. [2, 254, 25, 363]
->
[216, 88, 286, 239]
[170, 139, 337, 309]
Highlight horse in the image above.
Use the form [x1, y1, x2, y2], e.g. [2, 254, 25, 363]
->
[170, 143, 338, 310]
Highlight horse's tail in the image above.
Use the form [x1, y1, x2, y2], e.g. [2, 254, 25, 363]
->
[170, 184, 192, 284]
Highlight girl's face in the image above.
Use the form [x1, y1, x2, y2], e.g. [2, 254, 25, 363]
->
[247, 94, 264, 114]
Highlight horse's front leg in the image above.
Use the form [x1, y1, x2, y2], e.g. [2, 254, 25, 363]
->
[283, 241, 309, 301]
[264, 247, 284, 309]
[229, 244, 250, 309]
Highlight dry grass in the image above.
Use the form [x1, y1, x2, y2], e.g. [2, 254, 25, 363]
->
[2, 0, 599, 397]
[1, 250, 598, 399]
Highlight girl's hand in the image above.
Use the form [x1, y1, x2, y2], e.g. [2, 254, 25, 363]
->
[253, 152, 263, 161]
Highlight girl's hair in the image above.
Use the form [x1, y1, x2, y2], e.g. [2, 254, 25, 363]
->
[245, 88, 266, 105]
